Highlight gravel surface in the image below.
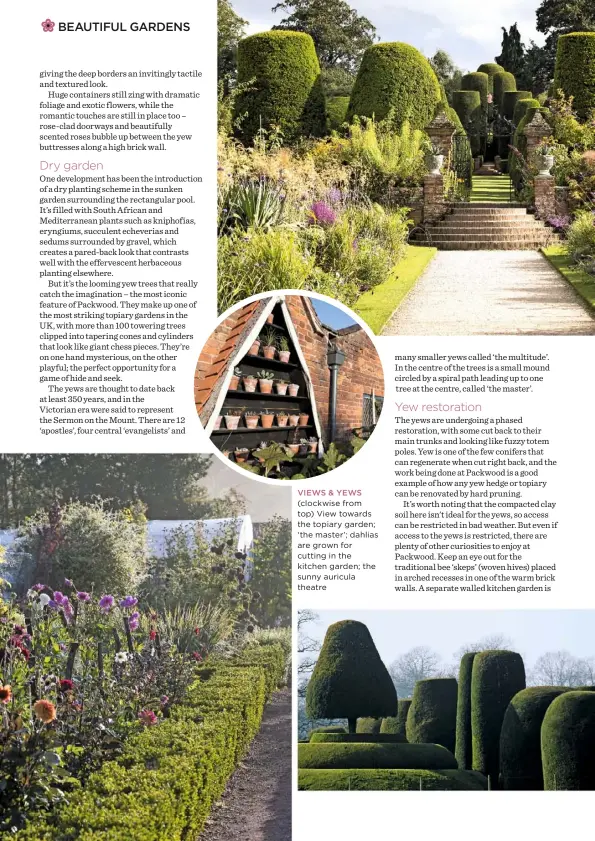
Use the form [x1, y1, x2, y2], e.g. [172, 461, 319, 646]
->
[199, 688, 291, 841]
[382, 250, 595, 335]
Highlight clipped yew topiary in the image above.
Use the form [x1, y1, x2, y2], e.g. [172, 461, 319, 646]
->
[512, 97, 541, 125]
[477, 62, 505, 92]
[452, 90, 482, 155]
[347, 42, 442, 131]
[310, 732, 405, 744]
[305, 620, 397, 734]
[298, 768, 488, 791]
[554, 32, 595, 120]
[235, 30, 326, 145]
[381, 698, 412, 740]
[493, 71, 516, 108]
[461, 72, 489, 125]
[471, 650, 526, 787]
[298, 741, 458, 770]
[501, 90, 532, 121]
[455, 652, 476, 770]
[326, 95, 350, 130]
[500, 687, 568, 790]
[542, 690, 595, 790]
[357, 717, 382, 734]
[307, 725, 346, 741]
[406, 678, 458, 752]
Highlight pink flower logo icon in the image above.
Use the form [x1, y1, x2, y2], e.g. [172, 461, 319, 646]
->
[41, 19, 55, 33]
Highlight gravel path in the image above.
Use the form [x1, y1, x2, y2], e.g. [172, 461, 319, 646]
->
[199, 688, 291, 841]
[382, 250, 595, 336]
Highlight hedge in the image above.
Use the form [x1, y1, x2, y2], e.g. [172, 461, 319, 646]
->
[298, 768, 488, 791]
[233, 641, 287, 698]
[477, 62, 505, 93]
[471, 650, 526, 787]
[455, 652, 476, 770]
[307, 725, 346, 739]
[406, 678, 458, 752]
[554, 32, 595, 120]
[381, 698, 412, 739]
[235, 31, 326, 145]
[499, 686, 569, 790]
[310, 732, 405, 744]
[512, 97, 541, 126]
[452, 91, 482, 156]
[541, 690, 595, 790]
[347, 42, 442, 131]
[461, 72, 489, 128]
[501, 90, 532, 121]
[298, 741, 458, 770]
[493, 71, 516, 108]
[327, 95, 350, 130]
[305, 620, 397, 732]
[15, 645, 287, 840]
[356, 717, 382, 734]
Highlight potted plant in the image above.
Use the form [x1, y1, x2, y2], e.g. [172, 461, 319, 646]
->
[536, 142, 555, 176]
[242, 373, 258, 393]
[229, 367, 243, 391]
[288, 412, 300, 426]
[307, 436, 318, 454]
[425, 141, 444, 175]
[260, 409, 275, 429]
[287, 441, 300, 455]
[234, 447, 250, 464]
[214, 415, 223, 430]
[223, 407, 243, 430]
[256, 370, 275, 394]
[254, 442, 269, 463]
[275, 378, 289, 395]
[244, 410, 259, 429]
[276, 412, 289, 427]
[288, 382, 300, 397]
[298, 412, 310, 426]
[278, 335, 291, 363]
[249, 337, 261, 356]
[260, 327, 277, 360]
[266, 312, 275, 324]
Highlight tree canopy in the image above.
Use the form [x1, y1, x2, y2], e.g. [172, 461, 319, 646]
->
[218, 0, 248, 80]
[495, 23, 526, 79]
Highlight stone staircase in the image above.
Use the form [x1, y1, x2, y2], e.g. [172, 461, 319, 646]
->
[417, 203, 557, 251]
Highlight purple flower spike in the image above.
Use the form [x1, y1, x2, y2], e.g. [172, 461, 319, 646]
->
[76, 591, 91, 602]
[119, 596, 138, 610]
[98, 595, 115, 614]
[309, 201, 337, 227]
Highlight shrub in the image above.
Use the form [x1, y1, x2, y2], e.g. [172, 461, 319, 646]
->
[235, 31, 326, 144]
[493, 71, 516, 107]
[512, 97, 541, 125]
[298, 741, 458, 770]
[455, 652, 476, 770]
[406, 678, 458, 752]
[233, 641, 288, 698]
[554, 32, 595, 120]
[327, 96, 350, 130]
[566, 211, 595, 264]
[308, 725, 347, 739]
[542, 691, 595, 790]
[381, 698, 412, 740]
[477, 62, 505, 93]
[452, 90, 482, 155]
[305, 620, 397, 733]
[471, 650, 526, 787]
[356, 717, 382, 734]
[500, 686, 569, 790]
[347, 42, 442, 131]
[501, 90, 533, 121]
[461, 72, 489, 129]
[310, 732, 405, 743]
[298, 768, 488, 791]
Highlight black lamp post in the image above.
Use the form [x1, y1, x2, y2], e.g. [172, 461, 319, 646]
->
[327, 344, 345, 443]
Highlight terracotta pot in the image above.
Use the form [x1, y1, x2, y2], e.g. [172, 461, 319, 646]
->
[249, 340, 260, 356]
[288, 444, 300, 455]
[276, 415, 289, 427]
[262, 345, 276, 360]
[299, 414, 310, 426]
[259, 379, 273, 394]
[234, 451, 249, 464]
[260, 413, 274, 428]
[224, 415, 241, 430]
[288, 383, 299, 397]
[243, 377, 257, 393]
[245, 415, 259, 429]
[288, 414, 300, 426]
[278, 350, 290, 363]
[214, 416, 222, 430]
[308, 441, 317, 453]
[266, 313, 274, 324]
[275, 382, 288, 395]
[229, 375, 240, 391]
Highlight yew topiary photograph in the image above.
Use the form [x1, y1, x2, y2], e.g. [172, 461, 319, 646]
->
[0, 454, 291, 839]
[297, 609, 595, 790]
[218, 0, 595, 335]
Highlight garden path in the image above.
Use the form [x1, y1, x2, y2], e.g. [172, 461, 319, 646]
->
[200, 687, 291, 841]
[381, 250, 595, 335]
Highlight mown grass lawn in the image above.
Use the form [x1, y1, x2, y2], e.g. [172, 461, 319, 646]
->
[470, 175, 512, 203]
[541, 245, 595, 310]
[354, 245, 436, 334]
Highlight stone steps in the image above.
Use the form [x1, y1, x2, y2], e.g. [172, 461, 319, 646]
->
[424, 239, 551, 251]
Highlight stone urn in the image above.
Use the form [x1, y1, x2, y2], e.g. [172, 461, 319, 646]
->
[538, 154, 554, 176]
[426, 153, 444, 175]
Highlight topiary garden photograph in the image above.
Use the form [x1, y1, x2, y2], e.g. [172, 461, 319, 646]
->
[218, 0, 595, 336]
[298, 609, 595, 790]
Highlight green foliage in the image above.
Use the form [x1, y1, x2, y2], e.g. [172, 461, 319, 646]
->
[547, 91, 595, 148]
[356, 717, 382, 734]
[476, 63, 505, 92]
[406, 678, 458, 752]
[347, 42, 442, 131]
[322, 66, 356, 97]
[217, 0, 247, 81]
[298, 741, 458, 770]
[305, 620, 397, 730]
[309, 732, 405, 743]
[554, 33, 595, 119]
[250, 516, 291, 626]
[235, 31, 326, 145]
[513, 97, 541, 124]
[471, 650, 526, 786]
[541, 690, 595, 790]
[493, 71, 517, 107]
[455, 652, 476, 770]
[501, 90, 533, 120]
[307, 725, 346, 739]
[430, 50, 463, 105]
[496, 24, 526, 79]
[500, 686, 569, 790]
[218, 177, 286, 233]
[298, 768, 488, 790]
[461, 72, 489, 127]
[566, 211, 595, 265]
[342, 118, 428, 189]
[452, 90, 482, 155]
[327, 95, 350, 130]
[380, 698, 411, 740]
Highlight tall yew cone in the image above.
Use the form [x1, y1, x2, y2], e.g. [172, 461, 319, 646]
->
[455, 652, 476, 769]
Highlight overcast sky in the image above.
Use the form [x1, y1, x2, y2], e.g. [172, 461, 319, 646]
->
[203, 457, 292, 520]
[235, 0, 545, 73]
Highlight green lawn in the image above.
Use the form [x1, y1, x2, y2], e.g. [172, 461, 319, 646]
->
[471, 175, 512, 203]
[541, 245, 595, 310]
[354, 245, 436, 334]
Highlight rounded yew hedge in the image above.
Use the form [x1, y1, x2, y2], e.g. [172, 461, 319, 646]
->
[452, 90, 482, 155]
[381, 698, 412, 740]
[235, 31, 326, 144]
[512, 97, 541, 125]
[471, 650, 526, 786]
[501, 90, 532, 121]
[554, 32, 595, 120]
[477, 62, 505, 92]
[347, 42, 442, 130]
[298, 741, 458, 770]
[500, 687, 568, 790]
[542, 691, 595, 790]
[357, 717, 382, 734]
[298, 768, 488, 791]
[310, 732, 405, 744]
[461, 72, 489, 123]
[493, 71, 516, 107]
[406, 678, 458, 752]
[455, 652, 476, 770]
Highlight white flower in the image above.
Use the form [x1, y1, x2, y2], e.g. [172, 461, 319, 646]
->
[114, 652, 128, 664]
[39, 593, 51, 607]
